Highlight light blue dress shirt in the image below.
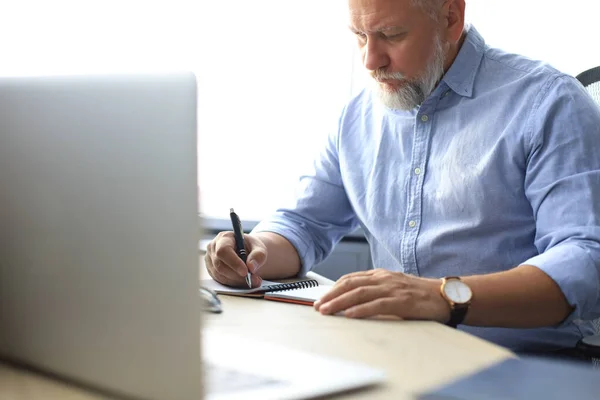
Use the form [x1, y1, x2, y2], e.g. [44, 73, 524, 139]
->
[253, 26, 600, 352]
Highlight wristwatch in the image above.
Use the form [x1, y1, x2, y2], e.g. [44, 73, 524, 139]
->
[440, 276, 473, 328]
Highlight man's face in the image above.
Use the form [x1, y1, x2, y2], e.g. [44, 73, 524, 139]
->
[348, 0, 447, 110]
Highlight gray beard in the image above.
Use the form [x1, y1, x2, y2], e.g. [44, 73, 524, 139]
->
[372, 35, 446, 111]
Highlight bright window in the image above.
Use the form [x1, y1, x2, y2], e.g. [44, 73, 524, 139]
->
[196, 1, 354, 221]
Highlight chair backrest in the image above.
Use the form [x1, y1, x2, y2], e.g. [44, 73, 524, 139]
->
[593, 319, 600, 368]
[576, 66, 600, 339]
[576, 66, 600, 105]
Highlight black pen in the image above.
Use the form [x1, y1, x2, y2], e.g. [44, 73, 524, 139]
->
[229, 208, 252, 288]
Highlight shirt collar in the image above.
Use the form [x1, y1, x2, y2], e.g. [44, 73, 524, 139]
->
[442, 24, 486, 98]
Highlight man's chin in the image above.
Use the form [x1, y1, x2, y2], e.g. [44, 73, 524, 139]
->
[376, 79, 407, 93]
[374, 87, 420, 111]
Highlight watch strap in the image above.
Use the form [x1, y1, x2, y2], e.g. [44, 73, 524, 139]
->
[447, 304, 468, 328]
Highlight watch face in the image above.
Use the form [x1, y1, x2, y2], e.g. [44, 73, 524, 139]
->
[444, 279, 472, 304]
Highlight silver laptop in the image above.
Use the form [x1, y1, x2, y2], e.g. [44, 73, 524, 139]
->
[0, 73, 384, 399]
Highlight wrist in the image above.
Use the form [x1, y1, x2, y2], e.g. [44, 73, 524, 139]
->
[427, 278, 452, 323]
[439, 276, 473, 328]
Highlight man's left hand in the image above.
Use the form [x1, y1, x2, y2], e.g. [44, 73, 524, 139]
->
[314, 269, 451, 322]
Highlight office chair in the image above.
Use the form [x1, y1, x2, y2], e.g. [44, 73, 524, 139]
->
[576, 66, 600, 106]
[574, 66, 600, 366]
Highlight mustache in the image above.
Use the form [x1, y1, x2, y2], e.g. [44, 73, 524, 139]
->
[370, 70, 406, 81]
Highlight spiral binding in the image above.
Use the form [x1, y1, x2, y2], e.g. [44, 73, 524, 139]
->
[263, 279, 319, 293]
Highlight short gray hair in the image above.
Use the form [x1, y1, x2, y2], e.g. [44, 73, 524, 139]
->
[411, 0, 445, 20]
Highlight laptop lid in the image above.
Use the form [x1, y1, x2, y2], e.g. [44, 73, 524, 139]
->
[0, 72, 203, 400]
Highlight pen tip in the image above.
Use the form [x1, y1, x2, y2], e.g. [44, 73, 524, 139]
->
[230, 208, 234, 213]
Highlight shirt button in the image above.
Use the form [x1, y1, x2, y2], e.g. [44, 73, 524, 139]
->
[408, 220, 416, 228]
[420, 115, 429, 122]
[414, 168, 422, 175]
[445, 91, 450, 97]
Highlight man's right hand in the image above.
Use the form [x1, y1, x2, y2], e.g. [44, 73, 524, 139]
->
[205, 231, 267, 288]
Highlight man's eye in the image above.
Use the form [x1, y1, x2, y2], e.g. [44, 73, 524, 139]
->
[384, 33, 406, 41]
[355, 32, 367, 40]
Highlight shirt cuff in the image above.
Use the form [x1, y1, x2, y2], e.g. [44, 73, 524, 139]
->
[251, 221, 315, 277]
[521, 244, 600, 325]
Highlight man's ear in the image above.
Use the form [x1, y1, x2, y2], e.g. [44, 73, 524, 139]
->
[443, 0, 466, 44]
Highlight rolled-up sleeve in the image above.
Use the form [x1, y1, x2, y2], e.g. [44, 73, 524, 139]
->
[252, 109, 358, 276]
[522, 74, 600, 323]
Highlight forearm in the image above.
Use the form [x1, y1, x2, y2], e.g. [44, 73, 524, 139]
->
[253, 232, 301, 280]
[462, 265, 573, 328]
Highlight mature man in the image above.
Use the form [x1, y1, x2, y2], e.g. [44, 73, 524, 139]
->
[205, 0, 600, 359]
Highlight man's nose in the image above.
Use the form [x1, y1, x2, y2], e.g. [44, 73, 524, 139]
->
[363, 39, 389, 72]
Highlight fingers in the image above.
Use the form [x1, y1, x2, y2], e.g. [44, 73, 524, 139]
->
[205, 231, 267, 288]
[214, 232, 248, 277]
[205, 251, 244, 286]
[314, 269, 415, 319]
[250, 274, 263, 288]
[314, 275, 376, 311]
[208, 256, 263, 288]
[344, 298, 398, 319]
[245, 234, 267, 273]
[317, 284, 385, 315]
[208, 262, 241, 286]
[319, 286, 382, 315]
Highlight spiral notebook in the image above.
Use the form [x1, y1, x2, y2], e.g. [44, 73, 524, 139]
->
[263, 285, 333, 305]
[201, 278, 332, 305]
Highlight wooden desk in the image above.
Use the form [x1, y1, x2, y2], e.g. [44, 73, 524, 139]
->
[0, 267, 515, 400]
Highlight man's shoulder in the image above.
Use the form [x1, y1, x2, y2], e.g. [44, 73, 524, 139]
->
[480, 45, 568, 88]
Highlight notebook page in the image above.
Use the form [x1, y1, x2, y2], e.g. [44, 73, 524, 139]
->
[200, 278, 282, 295]
[264, 285, 333, 303]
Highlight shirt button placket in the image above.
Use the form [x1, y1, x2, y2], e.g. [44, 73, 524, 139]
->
[403, 111, 431, 275]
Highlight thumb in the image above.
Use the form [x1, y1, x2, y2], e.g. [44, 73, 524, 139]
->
[245, 235, 267, 273]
